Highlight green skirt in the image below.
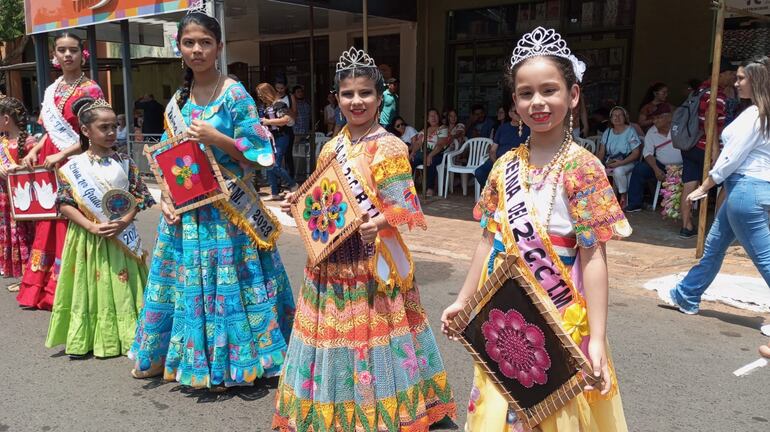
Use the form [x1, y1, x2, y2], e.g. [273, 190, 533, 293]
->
[46, 224, 147, 357]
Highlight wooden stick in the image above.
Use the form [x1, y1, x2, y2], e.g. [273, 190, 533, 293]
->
[697, 1, 726, 259]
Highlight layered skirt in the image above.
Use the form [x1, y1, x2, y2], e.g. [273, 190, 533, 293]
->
[129, 204, 295, 388]
[273, 236, 456, 431]
[45, 224, 146, 357]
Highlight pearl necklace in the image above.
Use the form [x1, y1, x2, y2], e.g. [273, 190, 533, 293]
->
[520, 135, 572, 229]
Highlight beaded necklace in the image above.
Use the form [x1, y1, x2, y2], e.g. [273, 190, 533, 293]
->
[56, 73, 86, 112]
[520, 133, 572, 229]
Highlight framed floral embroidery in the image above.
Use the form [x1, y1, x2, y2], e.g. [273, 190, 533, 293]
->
[448, 254, 598, 429]
[144, 135, 229, 216]
[289, 157, 364, 266]
[7, 167, 61, 220]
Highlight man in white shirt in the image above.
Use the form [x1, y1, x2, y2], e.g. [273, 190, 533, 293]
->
[626, 104, 682, 212]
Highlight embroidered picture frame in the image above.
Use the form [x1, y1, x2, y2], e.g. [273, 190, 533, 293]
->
[7, 167, 61, 220]
[144, 134, 229, 216]
[289, 157, 365, 267]
[448, 254, 598, 429]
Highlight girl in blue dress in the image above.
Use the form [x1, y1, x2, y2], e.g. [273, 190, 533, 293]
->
[129, 11, 295, 389]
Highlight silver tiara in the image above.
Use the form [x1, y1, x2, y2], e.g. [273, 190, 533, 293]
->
[510, 27, 586, 82]
[188, 0, 207, 14]
[335, 47, 377, 73]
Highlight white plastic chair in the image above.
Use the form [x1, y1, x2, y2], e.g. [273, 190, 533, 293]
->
[314, 132, 330, 160]
[575, 137, 596, 154]
[443, 138, 492, 200]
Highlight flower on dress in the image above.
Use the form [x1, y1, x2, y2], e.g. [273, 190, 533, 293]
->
[171, 155, 201, 190]
[301, 362, 319, 398]
[357, 370, 374, 386]
[302, 178, 348, 243]
[562, 303, 589, 345]
[400, 342, 427, 379]
[118, 268, 129, 283]
[482, 308, 551, 388]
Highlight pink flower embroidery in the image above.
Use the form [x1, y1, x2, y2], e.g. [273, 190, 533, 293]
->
[401, 343, 427, 379]
[358, 370, 374, 385]
[302, 362, 318, 398]
[482, 308, 551, 388]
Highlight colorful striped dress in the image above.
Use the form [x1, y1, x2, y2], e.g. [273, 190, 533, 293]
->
[273, 131, 456, 431]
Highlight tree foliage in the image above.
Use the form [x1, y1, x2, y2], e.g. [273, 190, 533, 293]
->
[0, 0, 25, 42]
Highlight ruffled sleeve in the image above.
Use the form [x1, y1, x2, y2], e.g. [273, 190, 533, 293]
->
[56, 174, 77, 208]
[472, 156, 506, 234]
[226, 84, 274, 167]
[126, 156, 157, 211]
[564, 147, 632, 248]
[370, 135, 426, 230]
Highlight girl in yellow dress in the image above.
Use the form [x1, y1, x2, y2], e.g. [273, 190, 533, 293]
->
[441, 27, 630, 431]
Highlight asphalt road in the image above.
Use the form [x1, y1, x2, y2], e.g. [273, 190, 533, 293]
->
[1, 208, 769, 431]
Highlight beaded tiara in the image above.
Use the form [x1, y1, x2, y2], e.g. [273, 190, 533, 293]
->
[78, 98, 112, 116]
[335, 47, 377, 73]
[510, 27, 586, 82]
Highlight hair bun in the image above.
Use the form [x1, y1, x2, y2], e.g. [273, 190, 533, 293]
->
[72, 97, 95, 117]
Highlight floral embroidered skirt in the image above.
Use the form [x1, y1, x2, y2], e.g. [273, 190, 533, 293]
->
[465, 251, 628, 432]
[273, 236, 456, 432]
[45, 224, 146, 357]
[16, 218, 67, 310]
[129, 205, 295, 388]
[0, 187, 32, 278]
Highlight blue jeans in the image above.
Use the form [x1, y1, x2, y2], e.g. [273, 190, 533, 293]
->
[475, 159, 493, 188]
[268, 133, 297, 195]
[672, 174, 770, 312]
[627, 160, 665, 210]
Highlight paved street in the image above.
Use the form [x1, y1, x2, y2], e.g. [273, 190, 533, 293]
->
[2, 204, 769, 432]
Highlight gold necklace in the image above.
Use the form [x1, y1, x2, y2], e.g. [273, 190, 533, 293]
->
[56, 73, 85, 112]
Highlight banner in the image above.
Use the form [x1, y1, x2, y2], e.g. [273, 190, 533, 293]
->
[24, 0, 192, 34]
[727, 0, 770, 18]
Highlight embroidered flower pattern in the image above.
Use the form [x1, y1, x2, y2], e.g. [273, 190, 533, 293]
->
[482, 308, 551, 388]
[303, 178, 348, 243]
[171, 155, 200, 190]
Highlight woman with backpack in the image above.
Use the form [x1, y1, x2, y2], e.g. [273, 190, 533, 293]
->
[659, 57, 770, 338]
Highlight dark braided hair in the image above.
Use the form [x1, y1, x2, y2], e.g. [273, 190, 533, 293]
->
[71, 96, 114, 151]
[175, 12, 222, 108]
[0, 97, 30, 159]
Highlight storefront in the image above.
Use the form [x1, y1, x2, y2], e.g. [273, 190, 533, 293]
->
[421, 0, 719, 128]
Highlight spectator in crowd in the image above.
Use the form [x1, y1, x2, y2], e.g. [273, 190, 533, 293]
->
[409, 108, 451, 196]
[133, 94, 164, 135]
[474, 105, 529, 188]
[390, 116, 418, 145]
[597, 106, 642, 207]
[625, 104, 681, 212]
[292, 85, 311, 136]
[256, 83, 298, 200]
[680, 58, 736, 238]
[379, 77, 399, 127]
[466, 104, 495, 139]
[116, 113, 128, 152]
[638, 82, 674, 132]
[685, 78, 702, 99]
[490, 105, 507, 139]
[323, 92, 337, 135]
[333, 101, 346, 136]
[274, 77, 297, 176]
[378, 63, 393, 81]
[444, 108, 466, 147]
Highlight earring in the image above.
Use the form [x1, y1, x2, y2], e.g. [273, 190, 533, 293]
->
[518, 119, 523, 137]
[180, 58, 185, 69]
[568, 112, 574, 139]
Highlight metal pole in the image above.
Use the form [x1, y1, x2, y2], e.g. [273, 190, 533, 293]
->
[696, 1, 725, 258]
[363, 0, 368, 52]
[215, 0, 228, 75]
[421, 0, 429, 197]
[309, 1, 317, 173]
[87, 25, 99, 85]
[120, 20, 134, 154]
[33, 33, 50, 107]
